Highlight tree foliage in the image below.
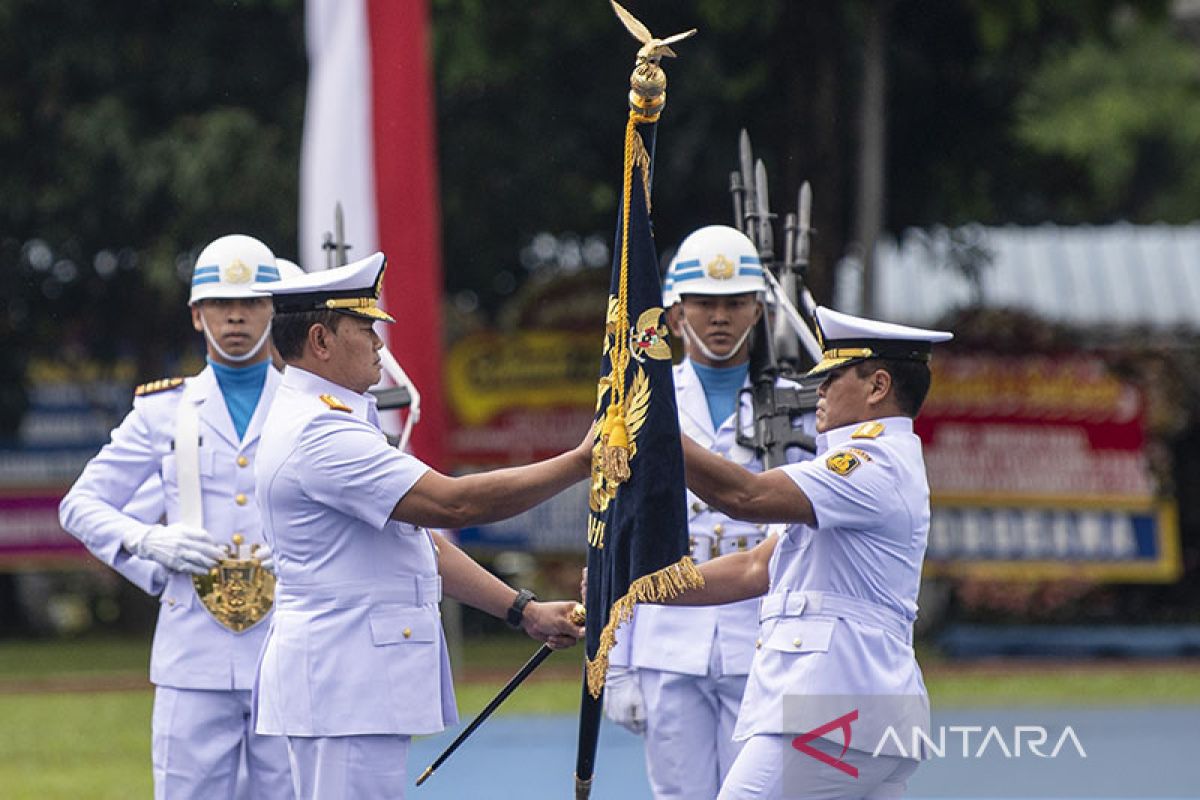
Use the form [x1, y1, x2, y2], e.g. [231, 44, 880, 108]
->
[0, 0, 1197, 395]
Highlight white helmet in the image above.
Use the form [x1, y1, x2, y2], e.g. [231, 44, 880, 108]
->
[668, 225, 766, 298]
[275, 257, 306, 281]
[189, 234, 279, 305]
[662, 260, 679, 307]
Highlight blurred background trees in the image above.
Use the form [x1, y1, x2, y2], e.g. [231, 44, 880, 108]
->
[4, 0, 1198, 370]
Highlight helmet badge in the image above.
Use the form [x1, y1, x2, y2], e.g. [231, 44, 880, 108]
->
[706, 253, 734, 280]
[223, 258, 252, 285]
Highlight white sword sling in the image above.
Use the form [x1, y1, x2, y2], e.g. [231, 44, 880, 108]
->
[179, 382, 275, 632]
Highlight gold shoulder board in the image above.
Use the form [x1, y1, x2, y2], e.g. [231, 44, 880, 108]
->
[135, 377, 185, 397]
[319, 393, 352, 413]
[851, 421, 885, 439]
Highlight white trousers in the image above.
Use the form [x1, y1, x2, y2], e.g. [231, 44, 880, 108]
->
[286, 734, 410, 800]
[718, 735, 919, 800]
[639, 654, 748, 800]
[152, 686, 292, 800]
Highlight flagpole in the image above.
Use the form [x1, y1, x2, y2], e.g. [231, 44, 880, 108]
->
[574, 6, 698, 798]
[573, 680, 603, 799]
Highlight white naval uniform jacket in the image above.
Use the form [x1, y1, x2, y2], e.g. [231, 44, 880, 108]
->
[614, 359, 811, 677]
[253, 366, 457, 737]
[59, 365, 282, 690]
[733, 416, 931, 759]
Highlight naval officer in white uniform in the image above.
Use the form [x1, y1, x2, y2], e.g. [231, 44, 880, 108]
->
[605, 225, 814, 799]
[665, 306, 952, 799]
[252, 253, 588, 799]
[59, 234, 294, 799]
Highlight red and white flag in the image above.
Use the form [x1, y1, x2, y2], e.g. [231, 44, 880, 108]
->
[299, 0, 446, 468]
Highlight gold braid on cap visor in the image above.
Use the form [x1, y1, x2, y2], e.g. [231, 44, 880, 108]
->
[806, 347, 875, 376]
[324, 296, 396, 323]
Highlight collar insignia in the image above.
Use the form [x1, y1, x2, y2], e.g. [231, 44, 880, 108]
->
[851, 421, 885, 439]
[319, 393, 353, 413]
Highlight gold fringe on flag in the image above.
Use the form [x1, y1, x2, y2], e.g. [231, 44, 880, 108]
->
[585, 556, 704, 697]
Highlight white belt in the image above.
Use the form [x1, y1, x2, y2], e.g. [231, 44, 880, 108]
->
[276, 575, 442, 608]
[760, 590, 913, 644]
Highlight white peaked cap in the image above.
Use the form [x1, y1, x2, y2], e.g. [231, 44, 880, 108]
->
[255, 251, 394, 323]
[807, 306, 953, 376]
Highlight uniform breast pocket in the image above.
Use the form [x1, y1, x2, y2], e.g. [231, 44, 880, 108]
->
[368, 607, 437, 646]
[763, 618, 835, 654]
[161, 449, 216, 483]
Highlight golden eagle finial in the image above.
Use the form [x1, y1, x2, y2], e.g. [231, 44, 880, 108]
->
[609, 1, 697, 118]
[610, 1, 697, 65]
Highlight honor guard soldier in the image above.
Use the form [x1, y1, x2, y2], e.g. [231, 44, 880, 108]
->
[59, 234, 294, 800]
[666, 307, 952, 799]
[605, 225, 815, 800]
[253, 253, 588, 799]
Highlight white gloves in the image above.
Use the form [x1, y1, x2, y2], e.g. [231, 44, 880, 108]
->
[603, 666, 647, 735]
[122, 523, 224, 575]
[254, 543, 276, 575]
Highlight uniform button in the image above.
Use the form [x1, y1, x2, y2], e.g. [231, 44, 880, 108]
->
[166, 598, 176, 607]
[713, 523, 725, 536]
[402, 628, 412, 639]
[757, 524, 766, 531]
[737, 537, 747, 551]
[688, 537, 697, 551]
[793, 638, 803, 648]
[691, 501, 703, 513]
[235, 494, 247, 506]
[755, 638, 762, 649]
[237, 456, 249, 467]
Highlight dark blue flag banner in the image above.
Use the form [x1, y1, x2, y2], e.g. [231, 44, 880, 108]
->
[583, 97, 701, 698]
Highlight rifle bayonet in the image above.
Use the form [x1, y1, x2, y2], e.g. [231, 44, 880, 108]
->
[738, 129, 756, 238]
[754, 158, 775, 268]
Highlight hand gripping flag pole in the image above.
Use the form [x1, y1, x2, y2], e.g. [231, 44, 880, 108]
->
[575, 6, 702, 798]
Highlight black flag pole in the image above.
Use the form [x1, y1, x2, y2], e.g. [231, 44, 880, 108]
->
[574, 680, 604, 799]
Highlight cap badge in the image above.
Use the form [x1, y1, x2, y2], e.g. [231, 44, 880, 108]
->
[223, 259, 252, 285]
[706, 253, 734, 280]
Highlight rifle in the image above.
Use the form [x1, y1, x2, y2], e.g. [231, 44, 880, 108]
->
[321, 203, 420, 448]
[729, 130, 822, 467]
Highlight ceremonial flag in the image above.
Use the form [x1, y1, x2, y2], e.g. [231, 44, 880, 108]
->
[299, 0, 446, 468]
[582, 109, 699, 696]
[576, 11, 701, 795]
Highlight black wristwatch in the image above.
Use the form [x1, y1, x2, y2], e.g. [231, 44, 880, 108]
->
[506, 588, 537, 629]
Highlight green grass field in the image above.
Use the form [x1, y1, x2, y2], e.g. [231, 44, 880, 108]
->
[1, 634, 1198, 798]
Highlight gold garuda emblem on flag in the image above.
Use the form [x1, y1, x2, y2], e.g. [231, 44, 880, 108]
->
[192, 534, 275, 632]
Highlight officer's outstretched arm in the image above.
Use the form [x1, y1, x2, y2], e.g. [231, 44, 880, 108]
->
[663, 536, 776, 606]
[681, 434, 815, 525]
[392, 440, 592, 529]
